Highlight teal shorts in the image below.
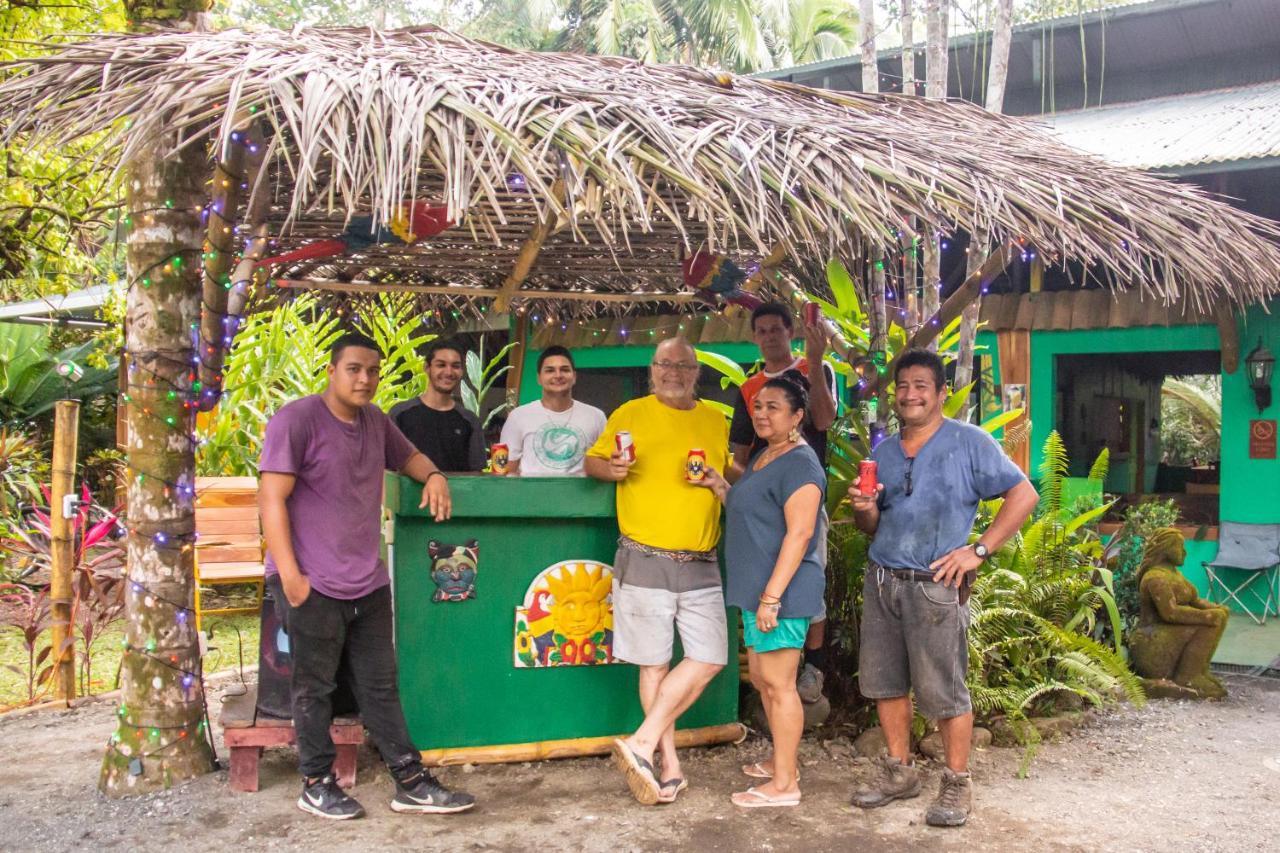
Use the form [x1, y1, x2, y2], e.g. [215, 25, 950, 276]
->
[742, 611, 809, 653]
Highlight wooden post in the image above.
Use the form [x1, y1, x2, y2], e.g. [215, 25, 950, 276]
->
[506, 311, 531, 408]
[997, 329, 1032, 474]
[49, 399, 80, 703]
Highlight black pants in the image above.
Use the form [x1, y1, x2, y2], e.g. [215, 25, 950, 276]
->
[268, 575, 423, 781]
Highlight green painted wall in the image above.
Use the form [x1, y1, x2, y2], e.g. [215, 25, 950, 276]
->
[387, 475, 739, 751]
[518, 341, 760, 404]
[1220, 305, 1280, 523]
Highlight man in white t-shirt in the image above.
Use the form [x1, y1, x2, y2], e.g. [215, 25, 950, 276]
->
[499, 346, 606, 477]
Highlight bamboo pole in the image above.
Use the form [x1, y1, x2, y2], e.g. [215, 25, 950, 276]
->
[419, 722, 747, 767]
[505, 310, 530, 409]
[49, 399, 80, 703]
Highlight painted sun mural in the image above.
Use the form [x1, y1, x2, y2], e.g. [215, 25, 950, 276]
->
[514, 560, 614, 668]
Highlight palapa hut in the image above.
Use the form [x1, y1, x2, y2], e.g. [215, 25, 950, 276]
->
[3, 24, 1279, 794]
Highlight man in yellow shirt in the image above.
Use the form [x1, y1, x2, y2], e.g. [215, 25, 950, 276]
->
[585, 337, 729, 806]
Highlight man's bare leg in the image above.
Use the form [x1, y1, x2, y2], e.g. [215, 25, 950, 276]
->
[625, 659, 723, 778]
[937, 712, 973, 773]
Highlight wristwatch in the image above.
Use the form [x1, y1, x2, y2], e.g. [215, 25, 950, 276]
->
[972, 541, 990, 560]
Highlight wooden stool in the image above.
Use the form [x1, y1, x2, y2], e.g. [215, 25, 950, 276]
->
[220, 687, 364, 793]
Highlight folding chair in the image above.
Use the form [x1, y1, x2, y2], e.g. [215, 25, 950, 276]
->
[1203, 521, 1280, 626]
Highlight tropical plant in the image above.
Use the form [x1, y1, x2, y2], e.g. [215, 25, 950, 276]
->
[1160, 375, 1220, 466]
[0, 428, 46, 518]
[459, 335, 516, 429]
[197, 293, 434, 476]
[0, 483, 124, 702]
[0, 325, 117, 427]
[966, 431, 1143, 721]
[1105, 497, 1181, 636]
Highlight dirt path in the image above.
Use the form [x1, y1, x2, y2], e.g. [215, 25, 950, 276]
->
[1, 675, 1277, 852]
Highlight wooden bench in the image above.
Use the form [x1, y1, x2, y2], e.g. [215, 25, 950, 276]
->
[220, 687, 365, 793]
[195, 476, 265, 630]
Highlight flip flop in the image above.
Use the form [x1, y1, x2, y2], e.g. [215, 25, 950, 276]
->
[611, 739, 661, 806]
[731, 786, 801, 809]
[657, 777, 688, 804]
[741, 762, 799, 782]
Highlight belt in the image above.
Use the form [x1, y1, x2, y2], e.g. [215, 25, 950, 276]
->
[869, 561, 931, 581]
[618, 535, 717, 564]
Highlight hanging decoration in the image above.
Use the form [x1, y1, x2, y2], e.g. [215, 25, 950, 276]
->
[428, 539, 479, 602]
[514, 560, 614, 667]
[256, 201, 453, 268]
[680, 248, 764, 313]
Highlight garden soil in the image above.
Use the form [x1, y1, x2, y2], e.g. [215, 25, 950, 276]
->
[1, 674, 1277, 852]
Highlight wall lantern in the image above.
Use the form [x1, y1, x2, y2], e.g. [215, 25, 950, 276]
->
[1245, 338, 1275, 413]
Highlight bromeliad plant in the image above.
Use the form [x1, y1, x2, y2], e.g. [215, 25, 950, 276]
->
[966, 431, 1143, 720]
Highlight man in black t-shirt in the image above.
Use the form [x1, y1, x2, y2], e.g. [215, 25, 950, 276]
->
[389, 340, 486, 472]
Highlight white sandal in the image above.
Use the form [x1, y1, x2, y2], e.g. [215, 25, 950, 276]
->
[731, 786, 801, 808]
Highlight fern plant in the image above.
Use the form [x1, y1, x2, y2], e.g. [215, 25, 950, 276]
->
[967, 432, 1141, 722]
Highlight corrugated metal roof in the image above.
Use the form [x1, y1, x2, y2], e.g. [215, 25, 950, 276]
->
[1036, 82, 1280, 170]
[0, 284, 110, 321]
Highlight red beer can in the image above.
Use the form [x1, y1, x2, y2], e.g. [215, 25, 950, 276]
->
[490, 443, 510, 475]
[858, 459, 878, 495]
[686, 448, 707, 482]
[804, 301, 821, 327]
[615, 431, 636, 463]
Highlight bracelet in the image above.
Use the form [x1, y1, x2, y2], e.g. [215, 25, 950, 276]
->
[426, 470, 447, 483]
[760, 602, 782, 611]
[759, 594, 781, 605]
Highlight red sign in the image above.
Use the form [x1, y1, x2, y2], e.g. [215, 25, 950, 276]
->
[1250, 420, 1277, 459]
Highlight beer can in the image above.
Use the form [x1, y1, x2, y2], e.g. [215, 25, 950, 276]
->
[858, 459, 878, 495]
[615, 431, 636, 463]
[490, 443, 510, 475]
[686, 448, 707, 482]
[804, 301, 821, 327]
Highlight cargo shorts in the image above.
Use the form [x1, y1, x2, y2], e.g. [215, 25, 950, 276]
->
[858, 563, 972, 719]
[610, 546, 729, 668]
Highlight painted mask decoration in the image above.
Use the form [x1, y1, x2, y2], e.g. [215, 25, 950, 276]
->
[428, 539, 479, 602]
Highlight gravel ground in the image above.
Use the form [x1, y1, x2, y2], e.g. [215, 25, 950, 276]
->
[0, 675, 1277, 852]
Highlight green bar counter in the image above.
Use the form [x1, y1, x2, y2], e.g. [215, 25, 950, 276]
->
[386, 474, 743, 765]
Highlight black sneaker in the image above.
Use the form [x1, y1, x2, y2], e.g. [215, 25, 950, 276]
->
[391, 770, 477, 814]
[297, 774, 366, 820]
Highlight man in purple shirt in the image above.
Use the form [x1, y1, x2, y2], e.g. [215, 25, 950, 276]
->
[259, 331, 475, 820]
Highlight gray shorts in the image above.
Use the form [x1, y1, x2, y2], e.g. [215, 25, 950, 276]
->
[611, 546, 729, 667]
[858, 564, 972, 719]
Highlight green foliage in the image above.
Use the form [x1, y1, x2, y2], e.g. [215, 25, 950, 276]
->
[196, 294, 433, 476]
[459, 335, 515, 429]
[1107, 498, 1182, 635]
[0, 326, 117, 426]
[967, 432, 1140, 721]
[0, 428, 46, 517]
[0, 1, 127, 300]
[1160, 375, 1220, 465]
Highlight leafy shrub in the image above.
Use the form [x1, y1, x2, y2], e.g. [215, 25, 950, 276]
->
[967, 431, 1143, 720]
[1107, 498, 1181, 635]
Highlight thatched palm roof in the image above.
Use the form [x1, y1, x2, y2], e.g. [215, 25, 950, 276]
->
[3, 25, 1279, 314]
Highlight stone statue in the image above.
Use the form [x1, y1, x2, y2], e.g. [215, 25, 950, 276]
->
[1128, 527, 1228, 700]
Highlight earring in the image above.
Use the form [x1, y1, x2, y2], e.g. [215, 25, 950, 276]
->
[788, 426, 801, 443]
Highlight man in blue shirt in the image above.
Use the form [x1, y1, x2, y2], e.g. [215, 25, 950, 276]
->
[849, 348, 1038, 827]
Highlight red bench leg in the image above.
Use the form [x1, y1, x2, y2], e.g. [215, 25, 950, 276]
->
[229, 746, 262, 793]
[334, 743, 358, 790]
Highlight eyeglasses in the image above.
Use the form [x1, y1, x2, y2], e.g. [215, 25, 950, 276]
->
[652, 361, 700, 373]
[904, 456, 915, 496]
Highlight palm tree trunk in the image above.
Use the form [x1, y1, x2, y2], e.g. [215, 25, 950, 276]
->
[858, 0, 888, 362]
[900, 0, 915, 96]
[922, 0, 948, 348]
[101, 0, 215, 797]
[954, 0, 1014, 394]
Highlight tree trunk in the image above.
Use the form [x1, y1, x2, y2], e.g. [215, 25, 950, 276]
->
[102, 0, 215, 796]
[858, 2, 888, 368]
[922, 0, 948, 348]
[954, 0, 1014, 395]
[984, 0, 1015, 113]
[900, 0, 915, 96]
[858, 0, 878, 93]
